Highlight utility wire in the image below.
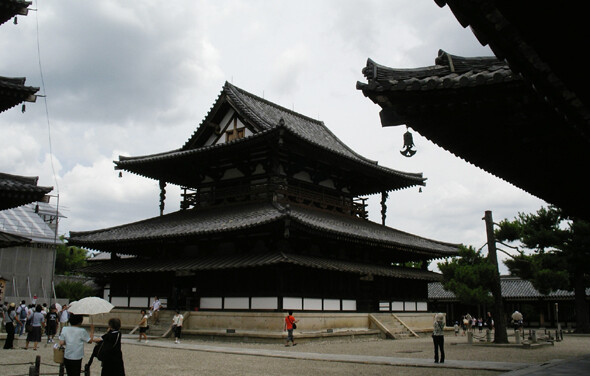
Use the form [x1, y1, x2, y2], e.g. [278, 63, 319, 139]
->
[34, 0, 61, 305]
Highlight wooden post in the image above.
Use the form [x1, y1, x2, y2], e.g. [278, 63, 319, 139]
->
[484, 210, 509, 343]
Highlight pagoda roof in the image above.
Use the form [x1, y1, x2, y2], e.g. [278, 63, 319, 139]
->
[0, 172, 53, 211]
[0, 76, 38, 113]
[358, 0, 590, 221]
[115, 82, 425, 195]
[358, 50, 590, 220]
[0, 0, 31, 26]
[69, 201, 459, 259]
[78, 251, 442, 282]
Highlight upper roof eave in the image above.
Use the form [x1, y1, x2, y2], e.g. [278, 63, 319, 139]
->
[68, 201, 459, 258]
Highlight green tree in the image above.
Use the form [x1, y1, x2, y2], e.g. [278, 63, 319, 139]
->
[55, 280, 95, 301]
[55, 237, 89, 275]
[438, 245, 496, 306]
[496, 206, 590, 333]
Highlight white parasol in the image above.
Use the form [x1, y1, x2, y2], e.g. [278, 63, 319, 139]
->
[511, 311, 523, 321]
[68, 297, 114, 316]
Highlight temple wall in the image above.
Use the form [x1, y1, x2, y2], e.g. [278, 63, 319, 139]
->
[0, 244, 55, 304]
[85, 308, 435, 333]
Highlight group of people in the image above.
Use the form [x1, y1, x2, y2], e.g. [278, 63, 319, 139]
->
[1, 300, 123, 376]
[453, 312, 494, 336]
[1, 300, 71, 350]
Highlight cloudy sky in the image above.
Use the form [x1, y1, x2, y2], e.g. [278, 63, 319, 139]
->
[1, 1, 546, 272]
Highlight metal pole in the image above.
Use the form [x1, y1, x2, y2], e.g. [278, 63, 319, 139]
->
[49, 194, 60, 307]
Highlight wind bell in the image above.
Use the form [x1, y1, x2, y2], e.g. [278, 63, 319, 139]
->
[400, 126, 417, 157]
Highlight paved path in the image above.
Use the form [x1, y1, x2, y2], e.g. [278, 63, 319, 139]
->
[121, 338, 530, 373]
[500, 354, 590, 375]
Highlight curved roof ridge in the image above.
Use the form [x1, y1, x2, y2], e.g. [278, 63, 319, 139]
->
[225, 81, 380, 166]
[225, 81, 323, 127]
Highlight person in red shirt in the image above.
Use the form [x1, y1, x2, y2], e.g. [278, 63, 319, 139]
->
[283, 311, 298, 347]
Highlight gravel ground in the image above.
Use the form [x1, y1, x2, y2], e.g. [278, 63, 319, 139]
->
[1, 332, 589, 376]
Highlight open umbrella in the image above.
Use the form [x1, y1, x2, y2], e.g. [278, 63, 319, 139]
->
[68, 297, 114, 316]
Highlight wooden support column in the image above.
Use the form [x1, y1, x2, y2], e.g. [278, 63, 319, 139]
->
[159, 180, 166, 216]
[485, 210, 508, 343]
[380, 191, 388, 225]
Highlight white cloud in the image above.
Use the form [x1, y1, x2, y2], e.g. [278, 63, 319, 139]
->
[1, 0, 547, 271]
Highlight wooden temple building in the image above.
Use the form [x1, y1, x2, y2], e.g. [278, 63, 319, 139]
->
[357, 0, 590, 221]
[70, 82, 459, 312]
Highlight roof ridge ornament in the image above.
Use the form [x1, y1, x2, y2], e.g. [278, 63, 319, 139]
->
[400, 126, 417, 157]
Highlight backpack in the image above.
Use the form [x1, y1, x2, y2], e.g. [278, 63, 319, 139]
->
[19, 306, 27, 320]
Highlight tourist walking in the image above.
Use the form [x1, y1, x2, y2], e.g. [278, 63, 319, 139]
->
[138, 309, 149, 343]
[172, 310, 184, 344]
[46, 305, 59, 343]
[432, 312, 445, 364]
[15, 300, 28, 336]
[59, 313, 94, 376]
[3, 303, 17, 349]
[284, 311, 298, 347]
[92, 318, 125, 376]
[25, 304, 45, 350]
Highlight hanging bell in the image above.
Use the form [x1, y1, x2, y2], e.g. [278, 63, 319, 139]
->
[400, 128, 417, 157]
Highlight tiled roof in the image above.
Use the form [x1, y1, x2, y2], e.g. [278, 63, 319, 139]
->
[0, 202, 63, 244]
[357, 49, 590, 221]
[0, 230, 30, 248]
[116, 82, 425, 193]
[79, 251, 442, 281]
[68, 201, 459, 258]
[0, 0, 31, 26]
[0, 172, 53, 211]
[0, 76, 38, 113]
[428, 277, 590, 301]
[357, 51, 518, 94]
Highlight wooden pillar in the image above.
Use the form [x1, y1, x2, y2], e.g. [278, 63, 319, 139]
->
[159, 180, 166, 216]
[485, 210, 508, 343]
[380, 191, 388, 225]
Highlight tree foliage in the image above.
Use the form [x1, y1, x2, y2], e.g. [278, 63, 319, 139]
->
[55, 280, 95, 301]
[496, 206, 590, 332]
[55, 237, 89, 275]
[438, 245, 497, 306]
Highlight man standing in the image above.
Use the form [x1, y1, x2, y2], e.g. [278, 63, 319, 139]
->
[15, 300, 28, 336]
[59, 304, 69, 335]
[283, 311, 298, 347]
[150, 297, 161, 325]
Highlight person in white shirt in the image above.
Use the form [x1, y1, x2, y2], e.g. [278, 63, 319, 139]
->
[172, 310, 184, 344]
[150, 297, 161, 325]
[59, 304, 70, 335]
[59, 313, 94, 376]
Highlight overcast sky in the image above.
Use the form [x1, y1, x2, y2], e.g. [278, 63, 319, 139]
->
[0, 1, 546, 272]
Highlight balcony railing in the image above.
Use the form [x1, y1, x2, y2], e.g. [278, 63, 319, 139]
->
[180, 183, 368, 219]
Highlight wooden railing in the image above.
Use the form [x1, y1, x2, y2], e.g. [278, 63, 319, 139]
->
[180, 183, 368, 219]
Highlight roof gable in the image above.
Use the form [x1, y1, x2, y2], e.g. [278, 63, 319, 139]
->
[182, 82, 377, 166]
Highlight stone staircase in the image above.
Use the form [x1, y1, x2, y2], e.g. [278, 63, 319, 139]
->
[369, 313, 420, 339]
[129, 310, 180, 338]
